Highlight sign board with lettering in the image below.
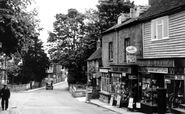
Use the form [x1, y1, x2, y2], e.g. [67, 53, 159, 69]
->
[100, 68, 109, 73]
[148, 67, 168, 74]
[109, 95, 114, 106]
[127, 97, 134, 109]
[127, 55, 136, 63]
[126, 46, 137, 54]
[116, 95, 121, 107]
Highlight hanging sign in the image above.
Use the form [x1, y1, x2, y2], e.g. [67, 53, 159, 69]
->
[127, 55, 136, 63]
[126, 46, 137, 54]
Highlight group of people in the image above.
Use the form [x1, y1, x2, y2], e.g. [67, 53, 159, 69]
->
[0, 84, 11, 111]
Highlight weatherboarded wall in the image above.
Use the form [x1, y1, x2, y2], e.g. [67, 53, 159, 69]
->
[143, 10, 185, 58]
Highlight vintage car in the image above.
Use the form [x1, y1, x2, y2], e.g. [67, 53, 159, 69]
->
[45, 78, 54, 90]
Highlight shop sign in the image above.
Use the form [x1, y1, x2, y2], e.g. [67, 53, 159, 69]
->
[138, 59, 174, 67]
[147, 67, 168, 74]
[126, 55, 136, 63]
[112, 67, 130, 73]
[126, 46, 137, 54]
[129, 75, 137, 79]
[175, 75, 185, 80]
[128, 97, 134, 109]
[116, 95, 121, 107]
[112, 73, 121, 78]
[100, 68, 109, 73]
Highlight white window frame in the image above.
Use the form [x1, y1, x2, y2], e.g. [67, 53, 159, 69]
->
[151, 16, 169, 41]
[101, 73, 111, 93]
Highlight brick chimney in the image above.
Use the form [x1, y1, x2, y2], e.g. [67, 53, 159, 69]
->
[96, 38, 101, 50]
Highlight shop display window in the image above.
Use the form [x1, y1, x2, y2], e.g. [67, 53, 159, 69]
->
[141, 73, 164, 107]
[166, 77, 184, 112]
[101, 73, 111, 93]
[111, 73, 129, 103]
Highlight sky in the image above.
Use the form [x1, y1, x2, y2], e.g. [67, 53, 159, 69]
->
[33, 0, 148, 45]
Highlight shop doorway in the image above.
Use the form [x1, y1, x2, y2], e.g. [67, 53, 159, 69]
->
[166, 79, 184, 112]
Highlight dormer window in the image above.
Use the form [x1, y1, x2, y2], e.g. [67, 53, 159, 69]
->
[151, 16, 169, 41]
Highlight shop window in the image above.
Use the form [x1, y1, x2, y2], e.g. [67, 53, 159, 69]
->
[101, 73, 111, 93]
[111, 73, 129, 104]
[151, 16, 169, 41]
[165, 77, 184, 112]
[141, 73, 164, 107]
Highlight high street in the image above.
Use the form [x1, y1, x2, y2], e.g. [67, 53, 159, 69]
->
[2, 82, 118, 114]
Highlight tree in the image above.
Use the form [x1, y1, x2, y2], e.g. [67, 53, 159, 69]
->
[82, 0, 134, 59]
[48, 9, 87, 84]
[0, 0, 40, 56]
[19, 37, 50, 85]
[97, 0, 134, 32]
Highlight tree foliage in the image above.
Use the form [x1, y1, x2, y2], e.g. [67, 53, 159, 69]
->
[19, 37, 50, 84]
[48, 9, 88, 84]
[47, 0, 135, 84]
[97, 0, 134, 32]
[0, 0, 40, 56]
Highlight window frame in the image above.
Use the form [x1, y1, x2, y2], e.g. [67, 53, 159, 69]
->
[124, 38, 130, 62]
[151, 16, 169, 41]
[109, 42, 113, 61]
[101, 73, 111, 93]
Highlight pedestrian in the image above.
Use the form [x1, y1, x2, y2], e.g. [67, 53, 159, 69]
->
[1, 84, 10, 110]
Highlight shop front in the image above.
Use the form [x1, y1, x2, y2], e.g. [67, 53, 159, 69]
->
[99, 67, 111, 103]
[109, 64, 138, 108]
[138, 58, 185, 114]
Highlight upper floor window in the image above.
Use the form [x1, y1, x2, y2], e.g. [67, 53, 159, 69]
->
[124, 38, 130, 62]
[109, 42, 113, 61]
[151, 16, 169, 41]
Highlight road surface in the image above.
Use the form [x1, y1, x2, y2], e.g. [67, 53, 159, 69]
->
[7, 82, 118, 114]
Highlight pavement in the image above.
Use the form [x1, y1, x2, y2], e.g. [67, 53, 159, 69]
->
[76, 97, 144, 114]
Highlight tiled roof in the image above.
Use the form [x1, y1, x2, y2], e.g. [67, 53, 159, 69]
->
[87, 47, 102, 61]
[139, 0, 185, 21]
[102, 0, 185, 34]
[102, 17, 139, 34]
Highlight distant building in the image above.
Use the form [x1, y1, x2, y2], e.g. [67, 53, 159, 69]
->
[87, 39, 102, 98]
[47, 63, 66, 83]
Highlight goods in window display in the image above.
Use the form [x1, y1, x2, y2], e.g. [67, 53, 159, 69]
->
[113, 81, 129, 103]
[166, 79, 184, 112]
[140, 73, 166, 114]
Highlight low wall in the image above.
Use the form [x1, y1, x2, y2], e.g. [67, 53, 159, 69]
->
[8, 83, 30, 92]
[8, 81, 45, 92]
